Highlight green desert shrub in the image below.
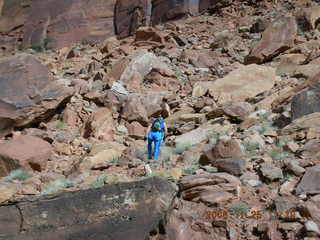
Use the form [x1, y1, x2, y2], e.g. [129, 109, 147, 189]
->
[5, 169, 32, 182]
[89, 174, 108, 189]
[229, 203, 249, 215]
[41, 177, 74, 195]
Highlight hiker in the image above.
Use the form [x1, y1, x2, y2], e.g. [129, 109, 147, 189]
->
[145, 115, 168, 160]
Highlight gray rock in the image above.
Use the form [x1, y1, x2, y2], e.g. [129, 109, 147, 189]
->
[287, 161, 305, 176]
[305, 221, 320, 236]
[296, 164, 320, 195]
[213, 158, 247, 176]
[260, 163, 283, 181]
[291, 81, 320, 120]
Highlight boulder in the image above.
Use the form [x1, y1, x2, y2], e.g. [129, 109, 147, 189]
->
[222, 101, 253, 121]
[205, 138, 245, 160]
[0, 177, 177, 240]
[192, 81, 212, 98]
[122, 94, 149, 126]
[260, 163, 283, 181]
[291, 81, 320, 120]
[83, 108, 115, 141]
[180, 173, 239, 206]
[282, 112, 320, 135]
[207, 64, 277, 104]
[213, 158, 246, 176]
[135, 27, 165, 45]
[245, 16, 297, 64]
[165, 200, 228, 240]
[296, 164, 320, 195]
[0, 136, 53, 177]
[0, 54, 73, 137]
[80, 146, 124, 170]
[126, 121, 146, 140]
[110, 50, 169, 83]
[174, 123, 218, 147]
[301, 195, 320, 227]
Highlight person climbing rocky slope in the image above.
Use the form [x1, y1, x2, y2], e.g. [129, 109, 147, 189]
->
[2, 0, 320, 239]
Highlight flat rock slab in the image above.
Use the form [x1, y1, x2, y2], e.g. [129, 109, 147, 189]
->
[22, 0, 116, 49]
[0, 177, 177, 240]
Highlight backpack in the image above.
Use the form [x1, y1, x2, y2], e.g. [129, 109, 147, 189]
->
[151, 118, 164, 132]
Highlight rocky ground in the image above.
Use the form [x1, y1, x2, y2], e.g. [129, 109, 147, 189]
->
[2, 0, 320, 239]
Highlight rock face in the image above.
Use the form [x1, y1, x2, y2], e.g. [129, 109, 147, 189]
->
[291, 81, 320, 120]
[207, 64, 277, 104]
[22, 0, 116, 49]
[0, 54, 73, 137]
[0, 0, 222, 49]
[0, 136, 53, 177]
[245, 16, 297, 64]
[0, 177, 177, 240]
[296, 164, 320, 195]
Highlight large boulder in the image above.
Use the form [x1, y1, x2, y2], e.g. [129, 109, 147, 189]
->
[245, 16, 297, 64]
[0, 54, 73, 137]
[0, 177, 177, 240]
[206, 64, 277, 104]
[282, 112, 320, 135]
[296, 164, 320, 195]
[83, 108, 115, 141]
[109, 49, 170, 84]
[179, 173, 240, 207]
[291, 81, 320, 120]
[174, 121, 231, 148]
[0, 135, 53, 177]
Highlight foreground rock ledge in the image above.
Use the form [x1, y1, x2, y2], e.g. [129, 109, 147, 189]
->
[0, 177, 177, 240]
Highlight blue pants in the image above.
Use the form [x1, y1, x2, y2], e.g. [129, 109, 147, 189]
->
[147, 131, 163, 160]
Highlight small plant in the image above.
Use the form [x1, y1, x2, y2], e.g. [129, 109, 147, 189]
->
[280, 172, 294, 184]
[89, 174, 108, 189]
[243, 141, 260, 151]
[41, 177, 74, 195]
[174, 143, 192, 154]
[55, 120, 66, 130]
[5, 169, 32, 182]
[183, 165, 199, 175]
[268, 147, 293, 161]
[297, 77, 306, 82]
[31, 44, 44, 53]
[43, 37, 54, 49]
[109, 157, 119, 165]
[173, 68, 188, 83]
[229, 203, 249, 215]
